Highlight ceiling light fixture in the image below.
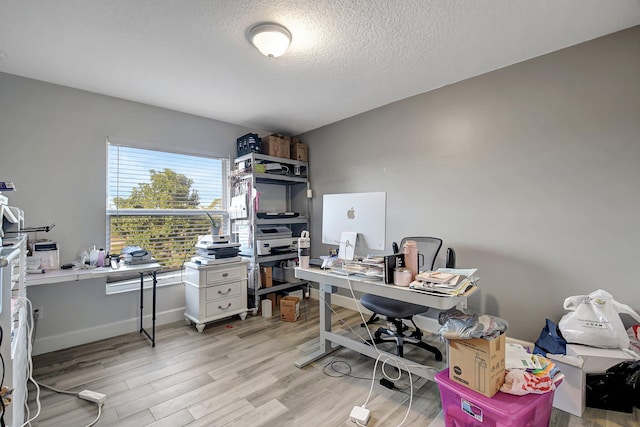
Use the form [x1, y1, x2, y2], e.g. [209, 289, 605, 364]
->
[249, 23, 291, 58]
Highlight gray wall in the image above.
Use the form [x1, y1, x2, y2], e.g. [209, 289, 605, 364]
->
[301, 26, 640, 342]
[2, 25, 639, 353]
[0, 73, 258, 354]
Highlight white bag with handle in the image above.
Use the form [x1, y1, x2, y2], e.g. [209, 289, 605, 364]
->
[558, 289, 640, 349]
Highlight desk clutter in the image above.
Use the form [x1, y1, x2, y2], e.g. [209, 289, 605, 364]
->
[530, 297, 640, 417]
[50, 245, 159, 272]
[321, 254, 478, 298]
[26, 242, 158, 273]
[437, 312, 563, 426]
[410, 269, 478, 297]
[192, 234, 241, 265]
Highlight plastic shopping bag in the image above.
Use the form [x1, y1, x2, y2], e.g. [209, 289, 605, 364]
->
[533, 318, 567, 355]
[559, 289, 640, 349]
[586, 360, 640, 413]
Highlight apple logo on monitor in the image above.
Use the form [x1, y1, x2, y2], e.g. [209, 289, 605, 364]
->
[322, 192, 386, 251]
[347, 207, 355, 219]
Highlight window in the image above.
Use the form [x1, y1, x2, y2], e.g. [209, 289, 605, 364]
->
[107, 141, 228, 277]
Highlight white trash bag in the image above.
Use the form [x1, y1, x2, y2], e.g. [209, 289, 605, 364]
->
[559, 289, 640, 349]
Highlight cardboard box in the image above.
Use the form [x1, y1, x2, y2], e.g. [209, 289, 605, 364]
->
[280, 296, 300, 322]
[279, 138, 290, 159]
[290, 141, 308, 162]
[448, 334, 506, 397]
[566, 344, 635, 373]
[260, 266, 273, 287]
[261, 135, 290, 159]
[261, 135, 284, 157]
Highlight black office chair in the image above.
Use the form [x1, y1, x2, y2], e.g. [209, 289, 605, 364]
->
[360, 237, 444, 360]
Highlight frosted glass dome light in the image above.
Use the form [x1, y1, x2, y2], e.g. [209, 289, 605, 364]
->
[249, 23, 291, 58]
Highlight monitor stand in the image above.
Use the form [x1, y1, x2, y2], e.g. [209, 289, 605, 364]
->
[338, 231, 357, 260]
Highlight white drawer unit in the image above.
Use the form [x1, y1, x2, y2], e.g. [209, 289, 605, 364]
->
[183, 261, 250, 332]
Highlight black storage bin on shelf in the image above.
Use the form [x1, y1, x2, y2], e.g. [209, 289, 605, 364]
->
[236, 133, 261, 157]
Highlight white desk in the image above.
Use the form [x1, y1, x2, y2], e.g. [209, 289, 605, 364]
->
[294, 267, 475, 381]
[26, 263, 161, 346]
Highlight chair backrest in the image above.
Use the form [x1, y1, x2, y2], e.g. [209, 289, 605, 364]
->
[400, 237, 443, 271]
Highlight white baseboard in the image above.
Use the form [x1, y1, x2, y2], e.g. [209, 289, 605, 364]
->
[33, 307, 186, 355]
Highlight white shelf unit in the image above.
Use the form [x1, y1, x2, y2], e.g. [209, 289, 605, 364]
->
[1, 234, 28, 427]
[230, 153, 310, 311]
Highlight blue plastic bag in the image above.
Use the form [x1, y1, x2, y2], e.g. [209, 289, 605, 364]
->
[533, 318, 567, 355]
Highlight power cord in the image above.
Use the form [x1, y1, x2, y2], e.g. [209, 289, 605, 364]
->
[309, 279, 430, 372]
[1, 325, 6, 427]
[36, 382, 105, 427]
[323, 357, 379, 380]
[13, 296, 41, 427]
[308, 281, 374, 345]
[321, 355, 420, 391]
[13, 297, 106, 427]
[342, 260, 416, 427]
[309, 270, 434, 426]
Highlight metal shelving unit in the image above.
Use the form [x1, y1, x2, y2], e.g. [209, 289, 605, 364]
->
[230, 153, 310, 311]
[1, 234, 27, 427]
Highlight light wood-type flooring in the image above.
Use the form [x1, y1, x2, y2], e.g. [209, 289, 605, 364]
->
[28, 299, 639, 426]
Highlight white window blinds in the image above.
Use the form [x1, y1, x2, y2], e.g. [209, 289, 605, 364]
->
[107, 142, 228, 272]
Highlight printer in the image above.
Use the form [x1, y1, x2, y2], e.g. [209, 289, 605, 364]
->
[194, 235, 241, 265]
[255, 226, 298, 255]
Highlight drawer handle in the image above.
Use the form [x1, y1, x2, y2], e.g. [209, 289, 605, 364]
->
[222, 272, 229, 278]
[218, 302, 232, 310]
[218, 288, 232, 296]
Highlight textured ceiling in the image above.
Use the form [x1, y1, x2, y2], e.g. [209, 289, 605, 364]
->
[1, 1, 639, 135]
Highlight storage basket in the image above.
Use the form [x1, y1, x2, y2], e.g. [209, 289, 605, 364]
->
[236, 133, 261, 157]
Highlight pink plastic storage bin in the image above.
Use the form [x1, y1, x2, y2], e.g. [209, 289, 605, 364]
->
[435, 369, 554, 427]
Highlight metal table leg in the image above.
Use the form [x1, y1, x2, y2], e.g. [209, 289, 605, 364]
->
[139, 270, 157, 347]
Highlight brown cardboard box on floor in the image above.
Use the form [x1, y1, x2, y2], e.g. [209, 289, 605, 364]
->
[280, 296, 300, 322]
[448, 333, 506, 397]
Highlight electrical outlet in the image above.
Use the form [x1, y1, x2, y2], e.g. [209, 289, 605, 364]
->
[33, 307, 43, 320]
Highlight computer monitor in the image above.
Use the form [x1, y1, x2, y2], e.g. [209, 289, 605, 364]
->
[322, 192, 386, 257]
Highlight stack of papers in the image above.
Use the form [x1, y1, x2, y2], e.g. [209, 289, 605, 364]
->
[409, 268, 478, 296]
